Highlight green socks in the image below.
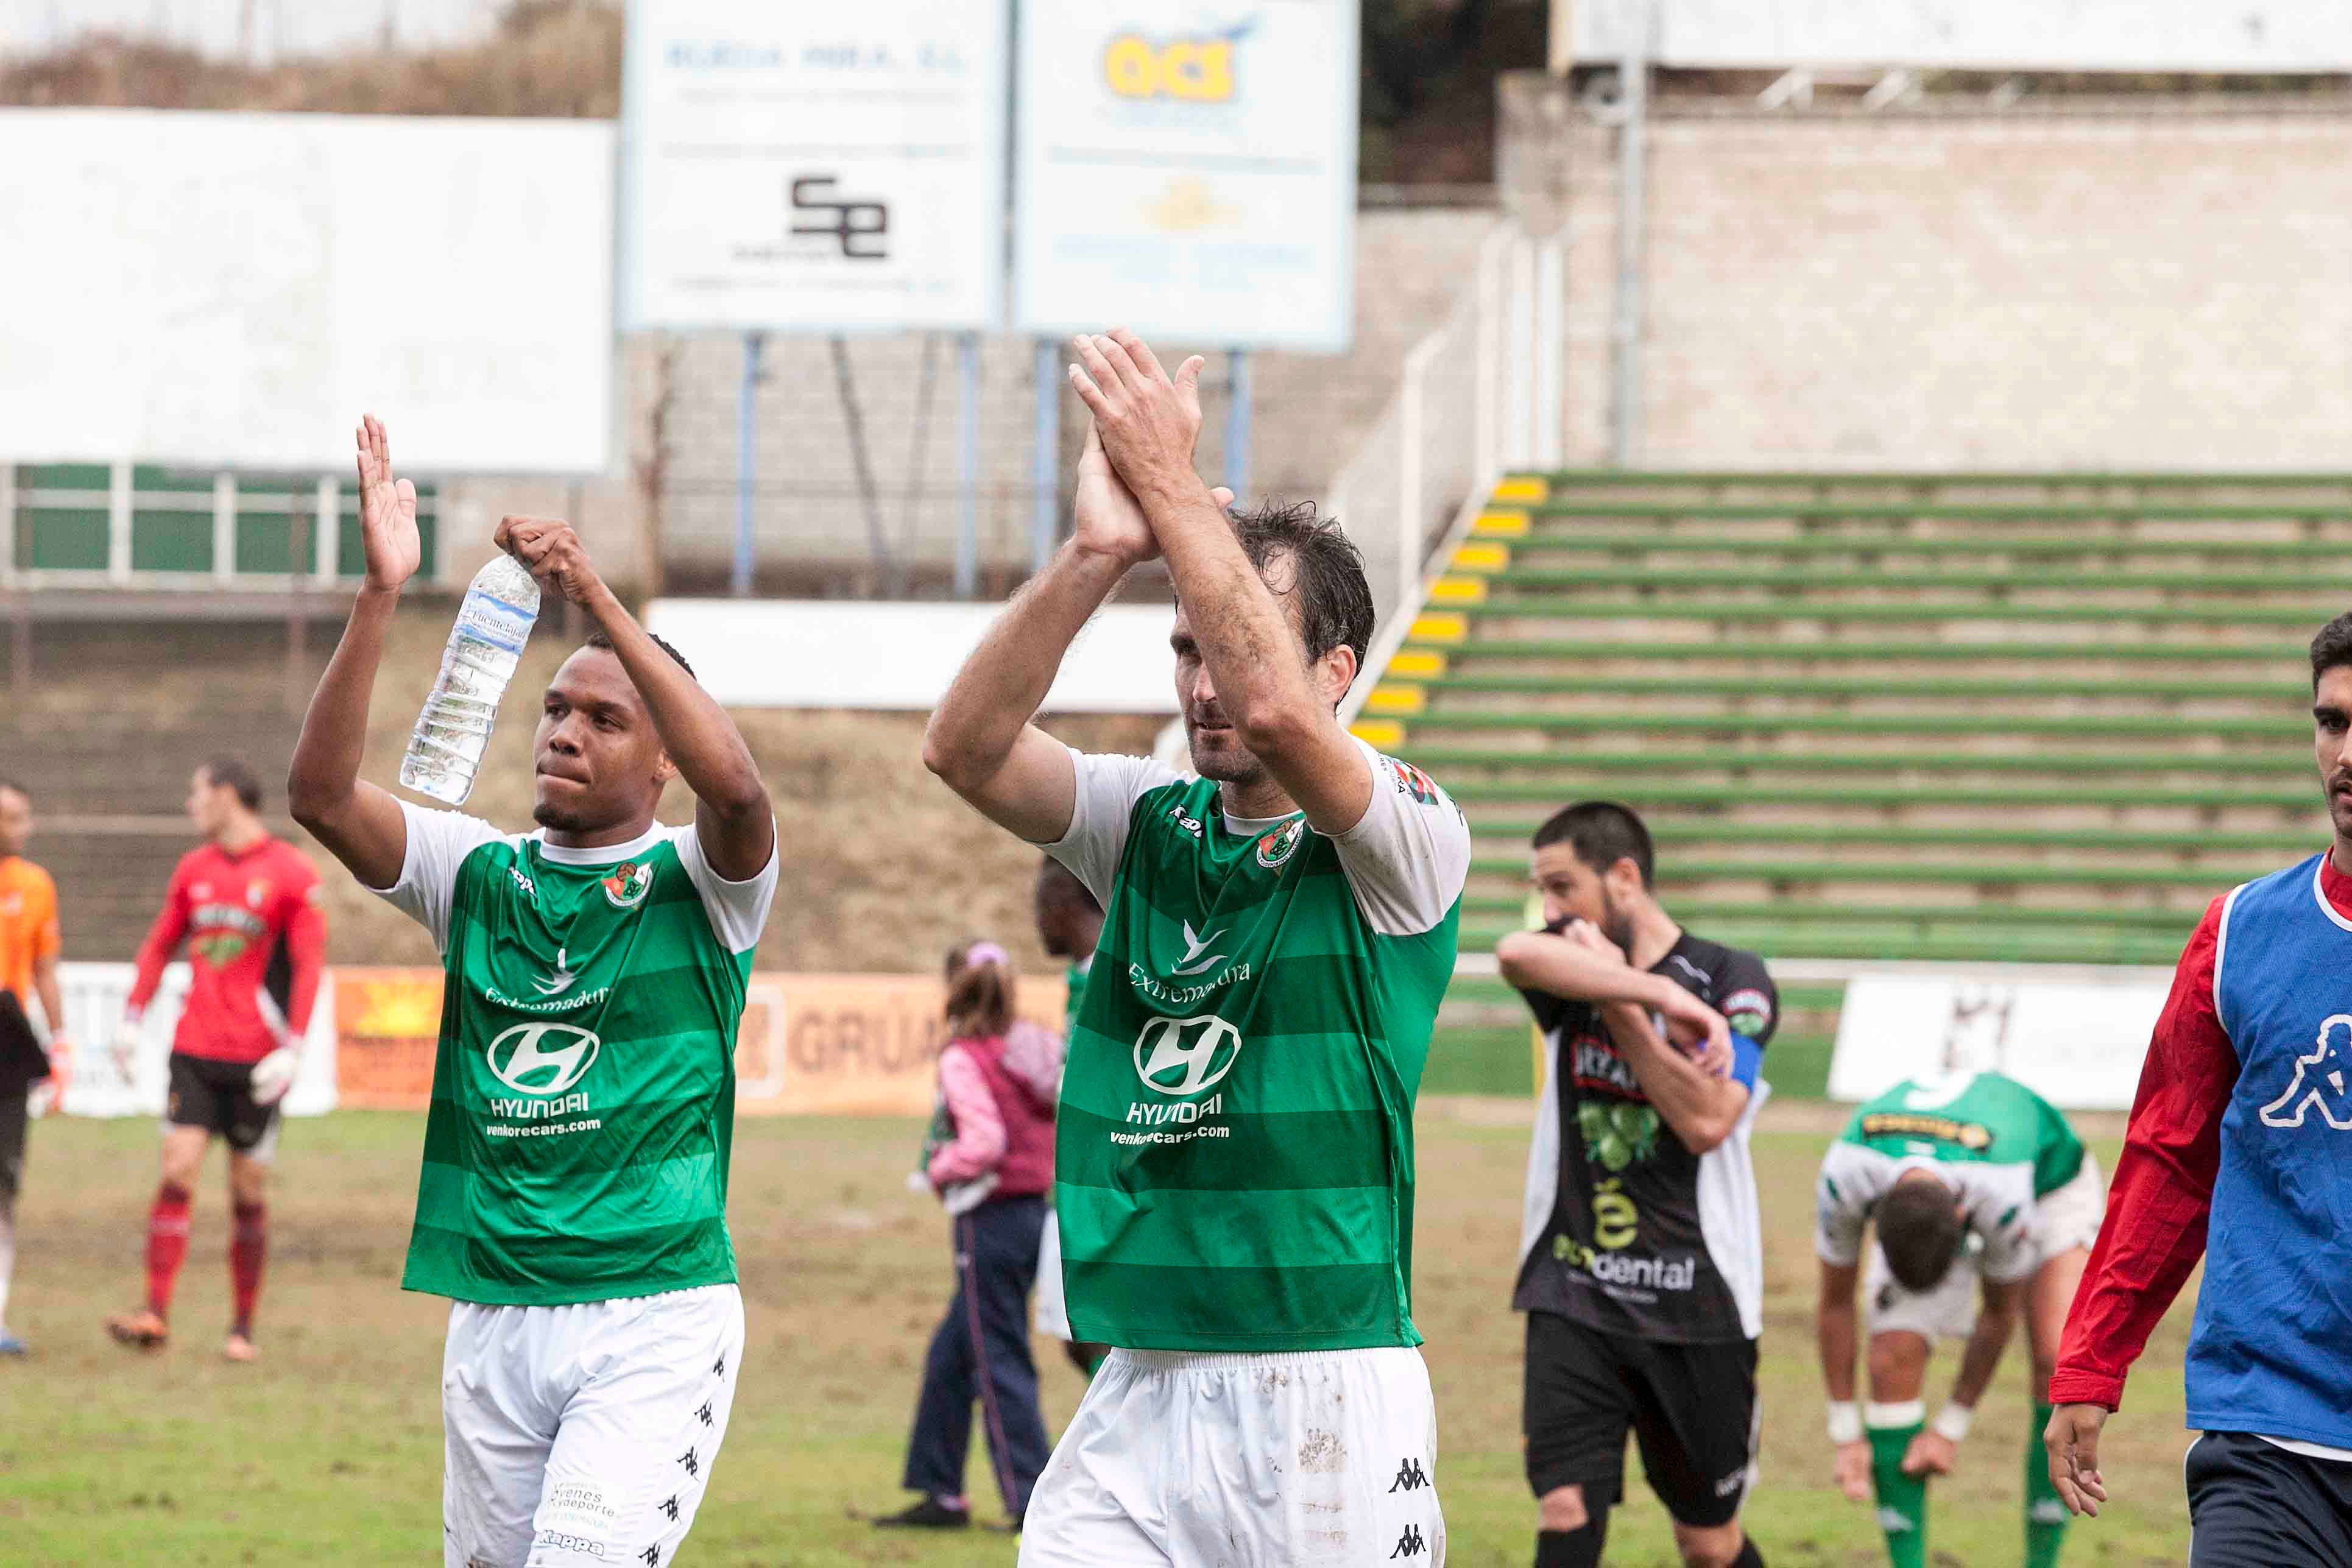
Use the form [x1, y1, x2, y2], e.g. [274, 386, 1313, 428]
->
[2026, 1400, 2069, 1567]
[1867, 1406, 1929, 1568]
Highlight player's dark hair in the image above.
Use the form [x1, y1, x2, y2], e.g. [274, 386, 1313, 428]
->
[2311, 611, 2352, 691]
[943, 940, 1015, 1040]
[584, 627, 696, 680]
[200, 755, 264, 812]
[1228, 501, 1374, 677]
[1035, 856, 1102, 918]
[1531, 800, 1656, 890]
[1876, 1178, 1968, 1294]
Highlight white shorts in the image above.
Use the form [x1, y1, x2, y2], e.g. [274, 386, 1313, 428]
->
[442, 1284, 744, 1568]
[1019, 1346, 1445, 1568]
[1867, 1156, 2105, 1343]
[1034, 1210, 1073, 1342]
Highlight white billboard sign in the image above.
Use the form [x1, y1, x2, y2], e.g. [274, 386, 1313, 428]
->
[0, 110, 613, 474]
[1015, 0, 1358, 352]
[1573, 0, 2352, 73]
[1826, 972, 2170, 1111]
[47, 962, 338, 1119]
[621, 0, 1011, 333]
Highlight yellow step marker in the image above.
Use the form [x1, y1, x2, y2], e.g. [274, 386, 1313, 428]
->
[1427, 576, 1487, 605]
[1471, 510, 1530, 539]
[1386, 648, 1448, 679]
[1410, 612, 1468, 644]
[1365, 684, 1426, 716]
[1349, 718, 1407, 749]
[1451, 541, 1511, 573]
[1492, 475, 1549, 504]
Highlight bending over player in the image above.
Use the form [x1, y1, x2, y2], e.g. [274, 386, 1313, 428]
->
[925, 330, 1469, 1566]
[1814, 1070, 2102, 1568]
[106, 755, 324, 1362]
[289, 417, 778, 1568]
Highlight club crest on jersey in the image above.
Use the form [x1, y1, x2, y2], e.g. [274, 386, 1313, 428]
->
[602, 860, 653, 909]
[1254, 819, 1304, 869]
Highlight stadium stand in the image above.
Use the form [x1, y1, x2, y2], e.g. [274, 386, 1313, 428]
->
[1359, 471, 2351, 1097]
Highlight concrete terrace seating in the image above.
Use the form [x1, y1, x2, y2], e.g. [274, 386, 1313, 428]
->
[1356, 471, 2351, 1097]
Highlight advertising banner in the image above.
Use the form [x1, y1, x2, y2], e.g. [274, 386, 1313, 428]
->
[621, 0, 1011, 331]
[1014, 0, 1359, 351]
[48, 961, 339, 1118]
[1826, 972, 2170, 1111]
[0, 110, 614, 473]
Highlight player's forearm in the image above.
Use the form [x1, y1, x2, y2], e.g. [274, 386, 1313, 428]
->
[1140, 473, 1322, 755]
[923, 540, 1126, 791]
[32, 960, 65, 1042]
[289, 585, 400, 823]
[1496, 932, 1674, 1007]
[1600, 1001, 1744, 1153]
[1949, 1295, 2020, 1410]
[581, 586, 766, 821]
[1818, 1288, 1861, 1404]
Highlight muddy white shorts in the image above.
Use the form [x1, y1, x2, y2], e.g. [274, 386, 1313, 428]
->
[1033, 1210, 1073, 1341]
[1018, 1346, 1444, 1568]
[441, 1283, 744, 1568]
[1866, 1155, 2105, 1343]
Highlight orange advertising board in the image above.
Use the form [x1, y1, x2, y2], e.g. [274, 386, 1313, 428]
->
[328, 967, 1065, 1117]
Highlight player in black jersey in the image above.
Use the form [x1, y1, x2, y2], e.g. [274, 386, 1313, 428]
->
[1497, 802, 1779, 1568]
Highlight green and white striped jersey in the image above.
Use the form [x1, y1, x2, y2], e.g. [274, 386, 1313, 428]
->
[374, 802, 777, 1306]
[1813, 1070, 2086, 1285]
[1043, 740, 1471, 1352]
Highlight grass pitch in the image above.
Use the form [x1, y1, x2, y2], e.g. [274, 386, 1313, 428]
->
[3, 1108, 2193, 1566]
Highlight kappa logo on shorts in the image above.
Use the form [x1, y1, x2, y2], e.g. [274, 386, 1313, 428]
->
[1134, 1014, 1242, 1097]
[1388, 1457, 1430, 1493]
[1390, 1524, 1427, 1558]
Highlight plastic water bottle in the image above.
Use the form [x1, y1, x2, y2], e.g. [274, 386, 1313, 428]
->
[398, 554, 541, 805]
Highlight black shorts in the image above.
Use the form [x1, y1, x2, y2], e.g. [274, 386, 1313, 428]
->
[2189, 1430, 2352, 1567]
[1522, 1309, 1759, 1527]
[0, 1068, 26, 1213]
[166, 1052, 280, 1156]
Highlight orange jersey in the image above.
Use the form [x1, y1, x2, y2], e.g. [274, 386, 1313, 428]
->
[0, 855, 60, 1004]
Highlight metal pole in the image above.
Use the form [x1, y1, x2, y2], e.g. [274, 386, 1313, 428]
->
[1033, 337, 1058, 571]
[732, 331, 763, 598]
[1224, 348, 1252, 505]
[1611, 0, 1653, 467]
[1534, 238, 1566, 469]
[955, 332, 981, 598]
[1397, 343, 1431, 615]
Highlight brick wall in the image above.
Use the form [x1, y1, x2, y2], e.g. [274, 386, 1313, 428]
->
[1561, 103, 2352, 468]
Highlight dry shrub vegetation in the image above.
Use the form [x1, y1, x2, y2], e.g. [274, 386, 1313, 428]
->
[0, 1, 622, 117]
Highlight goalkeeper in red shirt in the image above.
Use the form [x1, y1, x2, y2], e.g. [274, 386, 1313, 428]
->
[104, 756, 325, 1363]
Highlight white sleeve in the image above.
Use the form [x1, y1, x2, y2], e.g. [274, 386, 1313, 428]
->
[1044, 748, 1182, 909]
[1330, 740, 1473, 938]
[370, 800, 506, 955]
[673, 820, 781, 957]
[1968, 1169, 2040, 1285]
[1812, 1140, 1890, 1268]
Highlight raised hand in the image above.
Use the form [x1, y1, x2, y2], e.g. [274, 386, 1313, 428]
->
[353, 415, 422, 593]
[2044, 1403, 2111, 1518]
[1073, 421, 1235, 570]
[1067, 330, 1207, 501]
[494, 515, 605, 608]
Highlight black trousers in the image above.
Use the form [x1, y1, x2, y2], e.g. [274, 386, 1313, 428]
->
[2189, 1430, 2352, 1567]
[902, 1194, 1052, 1516]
